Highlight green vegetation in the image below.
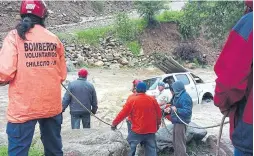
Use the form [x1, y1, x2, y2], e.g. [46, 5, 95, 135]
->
[134, 1, 166, 27]
[114, 13, 137, 42]
[76, 26, 112, 45]
[179, 1, 244, 43]
[0, 146, 8, 156]
[57, 13, 146, 55]
[135, 1, 244, 44]
[127, 41, 141, 56]
[57, 32, 77, 43]
[113, 13, 144, 55]
[58, 1, 244, 57]
[156, 10, 184, 23]
[0, 146, 43, 156]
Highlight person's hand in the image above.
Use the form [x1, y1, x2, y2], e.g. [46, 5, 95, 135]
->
[221, 110, 230, 117]
[164, 107, 171, 113]
[91, 109, 96, 115]
[166, 104, 171, 107]
[0, 82, 9, 86]
[171, 106, 177, 112]
[111, 125, 117, 131]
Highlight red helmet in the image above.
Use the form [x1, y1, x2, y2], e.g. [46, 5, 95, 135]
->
[245, 0, 253, 9]
[78, 69, 88, 78]
[20, 0, 48, 18]
[132, 79, 142, 86]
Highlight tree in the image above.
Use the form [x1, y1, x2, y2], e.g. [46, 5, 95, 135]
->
[180, 1, 244, 46]
[114, 13, 137, 42]
[134, 1, 166, 27]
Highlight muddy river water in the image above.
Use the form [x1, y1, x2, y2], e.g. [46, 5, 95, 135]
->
[0, 67, 232, 152]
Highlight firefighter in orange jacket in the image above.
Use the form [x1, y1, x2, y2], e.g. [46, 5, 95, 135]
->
[112, 82, 162, 156]
[0, 0, 67, 155]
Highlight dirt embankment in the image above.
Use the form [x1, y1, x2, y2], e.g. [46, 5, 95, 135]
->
[139, 23, 220, 65]
[0, 2, 220, 65]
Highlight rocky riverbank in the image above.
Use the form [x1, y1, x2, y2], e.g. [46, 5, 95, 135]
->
[64, 36, 154, 68]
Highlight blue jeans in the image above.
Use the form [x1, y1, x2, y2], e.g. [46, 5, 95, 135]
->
[234, 148, 252, 156]
[71, 114, 90, 129]
[127, 130, 157, 156]
[6, 114, 63, 156]
[232, 98, 253, 154]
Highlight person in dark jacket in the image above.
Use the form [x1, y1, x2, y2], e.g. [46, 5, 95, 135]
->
[62, 69, 98, 129]
[164, 81, 192, 156]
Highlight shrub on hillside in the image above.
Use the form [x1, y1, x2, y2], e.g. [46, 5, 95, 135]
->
[76, 27, 112, 45]
[178, 1, 243, 45]
[134, 1, 166, 27]
[173, 43, 207, 65]
[127, 41, 141, 56]
[114, 13, 137, 42]
[156, 10, 184, 23]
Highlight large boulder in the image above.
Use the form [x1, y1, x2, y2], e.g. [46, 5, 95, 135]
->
[156, 122, 207, 151]
[34, 128, 130, 156]
[106, 54, 114, 61]
[119, 58, 129, 65]
[94, 61, 104, 67]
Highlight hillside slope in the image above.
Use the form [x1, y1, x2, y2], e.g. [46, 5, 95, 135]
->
[0, 1, 132, 40]
[140, 23, 220, 65]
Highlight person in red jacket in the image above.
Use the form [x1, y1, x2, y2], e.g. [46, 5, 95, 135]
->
[214, 1, 253, 155]
[125, 79, 143, 133]
[112, 82, 162, 156]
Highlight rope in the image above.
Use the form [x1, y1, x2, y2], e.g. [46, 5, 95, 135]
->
[161, 118, 172, 136]
[169, 109, 229, 156]
[62, 82, 229, 156]
[216, 111, 229, 156]
[172, 109, 229, 129]
[62, 83, 126, 131]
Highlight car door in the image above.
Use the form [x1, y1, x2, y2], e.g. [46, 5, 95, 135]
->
[173, 73, 199, 104]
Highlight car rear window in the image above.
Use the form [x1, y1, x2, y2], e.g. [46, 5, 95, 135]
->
[143, 77, 161, 90]
[175, 74, 190, 85]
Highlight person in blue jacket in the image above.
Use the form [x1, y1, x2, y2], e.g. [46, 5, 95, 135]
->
[165, 80, 193, 156]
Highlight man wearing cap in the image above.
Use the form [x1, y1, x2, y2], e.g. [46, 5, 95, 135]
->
[112, 82, 162, 156]
[62, 69, 98, 129]
[156, 82, 171, 110]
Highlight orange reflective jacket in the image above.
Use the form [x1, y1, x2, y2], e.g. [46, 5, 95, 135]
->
[0, 25, 67, 123]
